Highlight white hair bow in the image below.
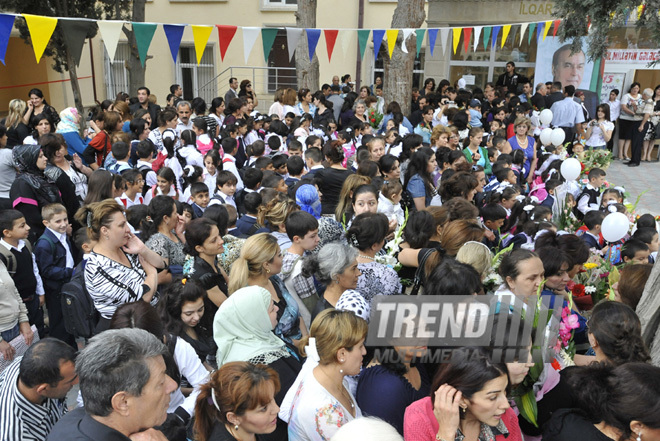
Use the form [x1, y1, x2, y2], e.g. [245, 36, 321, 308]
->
[515, 195, 526, 202]
[523, 205, 534, 212]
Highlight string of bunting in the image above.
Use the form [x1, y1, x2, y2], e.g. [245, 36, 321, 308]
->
[0, 9, 645, 67]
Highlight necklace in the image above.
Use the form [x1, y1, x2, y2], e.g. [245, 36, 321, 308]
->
[358, 254, 376, 261]
[318, 367, 355, 409]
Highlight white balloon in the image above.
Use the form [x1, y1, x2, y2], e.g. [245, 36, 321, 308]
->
[540, 109, 553, 125]
[540, 128, 553, 146]
[601, 212, 630, 243]
[560, 158, 581, 181]
[551, 128, 566, 146]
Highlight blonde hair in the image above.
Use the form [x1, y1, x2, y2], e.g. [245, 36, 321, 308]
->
[334, 174, 371, 222]
[431, 125, 452, 146]
[513, 116, 532, 132]
[228, 233, 280, 294]
[6, 99, 27, 129]
[257, 194, 298, 232]
[113, 101, 132, 121]
[302, 309, 368, 365]
[440, 219, 484, 257]
[456, 241, 492, 279]
[41, 203, 67, 222]
[74, 199, 124, 241]
[365, 136, 385, 153]
[281, 88, 297, 106]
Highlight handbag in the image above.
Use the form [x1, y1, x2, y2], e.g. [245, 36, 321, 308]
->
[410, 249, 434, 296]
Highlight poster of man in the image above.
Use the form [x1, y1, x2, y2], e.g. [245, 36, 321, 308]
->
[535, 37, 600, 118]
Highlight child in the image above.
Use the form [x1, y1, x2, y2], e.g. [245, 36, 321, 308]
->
[272, 154, 289, 180]
[203, 150, 220, 195]
[220, 137, 244, 192]
[34, 203, 77, 347]
[235, 192, 265, 237]
[145, 166, 179, 204]
[179, 203, 194, 226]
[281, 210, 320, 322]
[494, 167, 517, 187]
[576, 168, 606, 219]
[492, 135, 506, 152]
[73, 227, 96, 261]
[136, 140, 157, 195]
[108, 141, 132, 174]
[510, 149, 526, 187]
[288, 140, 303, 158]
[581, 210, 606, 250]
[178, 130, 204, 168]
[572, 142, 585, 161]
[244, 115, 265, 146]
[126, 205, 149, 239]
[304, 135, 322, 151]
[0, 209, 45, 337]
[541, 179, 561, 209]
[266, 135, 282, 156]
[338, 128, 356, 167]
[190, 182, 210, 218]
[246, 139, 266, 167]
[600, 188, 624, 210]
[467, 99, 483, 128]
[180, 165, 205, 203]
[236, 167, 263, 215]
[262, 172, 289, 194]
[303, 147, 324, 176]
[294, 113, 313, 143]
[254, 156, 274, 172]
[621, 239, 650, 264]
[480, 203, 507, 251]
[116, 169, 145, 208]
[285, 155, 305, 190]
[209, 170, 238, 208]
[225, 205, 241, 237]
[194, 117, 215, 155]
[507, 203, 552, 249]
[487, 147, 499, 164]
[377, 180, 404, 226]
[632, 227, 659, 263]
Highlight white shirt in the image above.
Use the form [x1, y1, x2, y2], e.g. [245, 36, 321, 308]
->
[204, 171, 217, 195]
[209, 191, 237, 209]
[577, 183, 600, 215]
[136, 160, 158, 188]
[377, 193, 405, 226]
[168, 337, 210, 416]
[178, 145, 204, 168]
[221, 154, 244, 192]
[47, 228, 74, 269]
[176, 119, 193, 135]
[116, 192, 144, 208]
[550, 97, 585, 128]
[585, 120, 614, 147]
[607, 99, 621, 121]
[0, 239, 44, 296]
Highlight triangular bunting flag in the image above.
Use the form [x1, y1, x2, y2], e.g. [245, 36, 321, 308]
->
[59, 20, 96, 67]
[162, 24, 185, 63]
[528, 22, 536, 44]
[552, 20, 561, 37]
[357, 29, 370, 59]
[285, 27, 303, 62]
[385, 29, 398, 58]
[23, 14, 58, 63]
[519, 23, 528, 46]
[340, 30, 352, 57]
[401, 29, 414, 54]
[415, 29, 425, 57]
[306, 28, 321, 62]
[482, 26, 491, 49]
[0, 14, 15, 65]
[97, 20, 125, 60]
[192, 25, 213, 64]
[452, 27, 461, 54]
[217, 25, 237, 62]
[261, 28, 278, 62]
[132, 22, 157, 67]
[491, 25, 501, 48]
[437, 28, 448, 56]
[242, 27, 259, 63]
[372, 29, 385, 58]
[324, 29, 338, 61]
[462, 28, 472, 54]
[473, 26, 482, 52]
[542, 20, 552, 40]
[536, 22, 544, 41]
[501, 25, 511, 49]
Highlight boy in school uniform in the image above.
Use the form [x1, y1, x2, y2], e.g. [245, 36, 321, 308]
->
[209, 170, 238, 209]
[220, 137, 244, 192]
[116, 169, 145, 208]
[189, 182, 210, 218]
[107, 141, 132, 174]
[135, 140, 158, 195]
[303, 147, 324, 176]
[272, 154, 290, 181]
[236, 168, 263, 215]
[576, 168, 606, 220]
[480, 203, 507, 251]
[620, 239, 650, 264]
[34, 203, 79, 348]
[235, 192, 268, 237]
[541, 179, 561, 209]
[285, 155, 305, 196]
[632, 227, 659, 264]
[581, 210, 606, 251]
[0, 209, 45, 338]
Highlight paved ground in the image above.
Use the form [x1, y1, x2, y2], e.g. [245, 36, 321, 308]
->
[607, 158, 659, 216]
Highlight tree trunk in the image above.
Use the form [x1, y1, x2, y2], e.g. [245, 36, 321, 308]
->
[637, 260, 660, 365]
[65, 48, 86, 136]
[295, 0, 319, 91]
[124, 0, 147, 95]
[382, 0, 426, 117]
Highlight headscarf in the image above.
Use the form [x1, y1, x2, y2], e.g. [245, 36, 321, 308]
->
[214, 286, 290, 365]
[336, 289, 371, 322]
[56, 107, 79, 133]
[295, 184, 322, 219]
[12, 144, 61, 206]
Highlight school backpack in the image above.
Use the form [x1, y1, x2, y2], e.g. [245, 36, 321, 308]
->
[0, 240, 32, 276]
[60, 260, 100, 339]
[138, 164, 153, 195]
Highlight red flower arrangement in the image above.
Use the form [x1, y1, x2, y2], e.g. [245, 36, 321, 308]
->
[569, 282, 586, 298]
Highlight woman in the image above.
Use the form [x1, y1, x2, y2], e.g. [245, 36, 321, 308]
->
[535, 232, 590, 278]
[340, 183, 381, 226]
[334, 175, 372, 223]
[213, 286, 303, 441]
[618, 82, 642, 161]
[403, 347, 523, 441]
[347, 212, 402, 302]
[281, 89, 298, 118]
[439, 171, 479, 203]
[269, 88, 285, 120]
[128, 117, 151, 165]
[301, 243, 361, 321]
[350, 100, 368, 126]
[23, 88, 59, 129]
[229, 233, 304, 345]
[462, 127, 492, 175]
[113, 100, 132, 132]
[379, 154, 401, 183]
[10, 144, 62, 242]
[629, 87, 655, 167]
[642, 85, 660, 161]
[160, 277, 217, 369]
[257, 194, 299, 251]
[56, 107, 90, 158]
[413, 106, 434, 145]
[23, 114, 54, 144]
[312, 91, 333, 128]
[431, 125, 452, 150]
[585, 104, 614, 151]
[420, 78, 436, 98]
[74, 199, 164, 333]
[4, 99, 30, 148]
[238, 80, 259, 109]
[613, 262, 653, 309]
[543, 363, 660, 441]
[317, 141, 354, 215]
[503, 117, 536, 182]
[404, 147, 439, 210]
[494, 249, 544, 307]
[279, 309, 368, 441]
[0, 125, 14, 209]
[143, 196, 186, 276]
[82, 110, 122, 169]
[295, 88, 317, 117]
[194, 362, 281, 441]
[208, 97, 226, 129]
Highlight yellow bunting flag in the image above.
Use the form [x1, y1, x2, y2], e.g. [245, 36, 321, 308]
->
[385, 29, 398, 59]
[542, 20, 552, 40]
[23, 14, 58, 63]
[452, 27, 461, 54]
[501, 25, 511, 48]
[192, 25, 213, 64]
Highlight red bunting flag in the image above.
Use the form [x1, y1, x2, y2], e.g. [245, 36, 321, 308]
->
[217, 25, 237, 61]
[463, 27, 472, 54]
[552, 20, 561, 37]
[324, 29, 339, 61]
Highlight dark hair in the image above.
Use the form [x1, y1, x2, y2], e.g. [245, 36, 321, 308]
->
[588, 168, 606, 181]
[323, 140, 345, 165]
[254, 156, 273, 171]
[191, 97, 207, 116]
[19, 338, 77, 388]
[246, 139, 265, 158]
[84, 170, 115, 205]
[262, 173, 284, 189]
[190, 181, 209, 197]
[357, 160, 379, 179]
[494, 167, 513, 183]
[271, 154, 288, 170]
[37, 133, 62, 161]
[617, 263, 653, 310]
[545, 179, 562, 192]
[345, 212, 388, 251]
[305, 147, 323, 164]
[110, 301, 164, 340]
[535, 246, 571, 278]
[157, 108, 177, 127]
[404, 147, 435, 192]
[184, 218, 218, 256]
[400, 133, 424, 162]
[202, 205, 229, 236]
[480, 203, 507, 223]
[111, 141, 130, 161]
[287, 155, 305, 176]
[636, 214, 658, 230]
[426, 259, 482, 296]
[632, 227, 658, 245]
[243, 167, 263, 190]
[285, 210, 319, 241]
[622, 239, 649, 262]
[588, 301, 650, 365]
[596, 103, 611, 121]
[159, 277, 209, 337]
[404, 210, 435, 248]
[192, 117, 207, 134]
[535, 232, 590, 267]
[129, 118, 149, 140]
[141, 196, 176, 242]
[499, 249, 538, 281]
[439, 172, 479, 202]
[209, 97, 224, 116]
[216, 170, 238, 189]
[243, 192, 263, 215]
[126, 204, 149, 231]
[136, 139, 155, 159]
[221, 137, 237, 156]
[583, 210, 606, 230]
[379, 154, 399, 176]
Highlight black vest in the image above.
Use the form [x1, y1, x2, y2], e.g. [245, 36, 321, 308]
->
[575, 187, 600, 220]
[0, 246, 37, 299]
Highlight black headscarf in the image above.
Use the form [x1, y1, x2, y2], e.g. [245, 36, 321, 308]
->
[13, 144, 61, 206]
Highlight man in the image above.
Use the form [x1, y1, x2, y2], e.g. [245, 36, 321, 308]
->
[0, 339, 78, 441]
[331, 75, 340, 87]
[47, 328, 177, 441]
[518, 81, 533, 103]
[496, 61, 520, 93]
[530, 82, 547, 109]
[545, 81, 564, 110]
[321, 83, 331, 97]
[409, 96, 428, 127]
[175, 100, 193, 134]
[574, 91, 589, 120]
[169, 84, 183, 99]
[481, 82, 497, 117]
[550, 85, 585, 143]
[129, 87, 160, 130]
[552, 45, 597, 119]
[327, 84, 344, 122]
[224, 77, 239, 104]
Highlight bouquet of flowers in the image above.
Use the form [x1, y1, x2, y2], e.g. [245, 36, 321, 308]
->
[367, 107, 383, 129]
[580, 148, 612, 176]
[572, 254, 613, 306]
[554, 197, 581, 233]
[376, 209, 409, 272]
[482, 243, 513, 294]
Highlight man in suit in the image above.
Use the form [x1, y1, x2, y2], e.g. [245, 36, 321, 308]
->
[224, 77, 239, 105]
[552, 45, 598, 119]
[129, 86, 160, 130]
[545, 81, 564, 110]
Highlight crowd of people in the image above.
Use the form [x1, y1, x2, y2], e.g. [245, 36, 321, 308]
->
[0, 69, 659, 441]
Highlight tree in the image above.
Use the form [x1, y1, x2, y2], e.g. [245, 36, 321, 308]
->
[295, 0, 320, 91]
[554, 0, 660, 61]
[382, 0, 426, 116]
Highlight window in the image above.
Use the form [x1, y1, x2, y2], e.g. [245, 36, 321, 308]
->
[374, 45, 426, 90]
[177, 45, 216, 104]
[261, 0, 297, 11]
[267, 29, 297, 93]
[103, 42, 130, 100]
